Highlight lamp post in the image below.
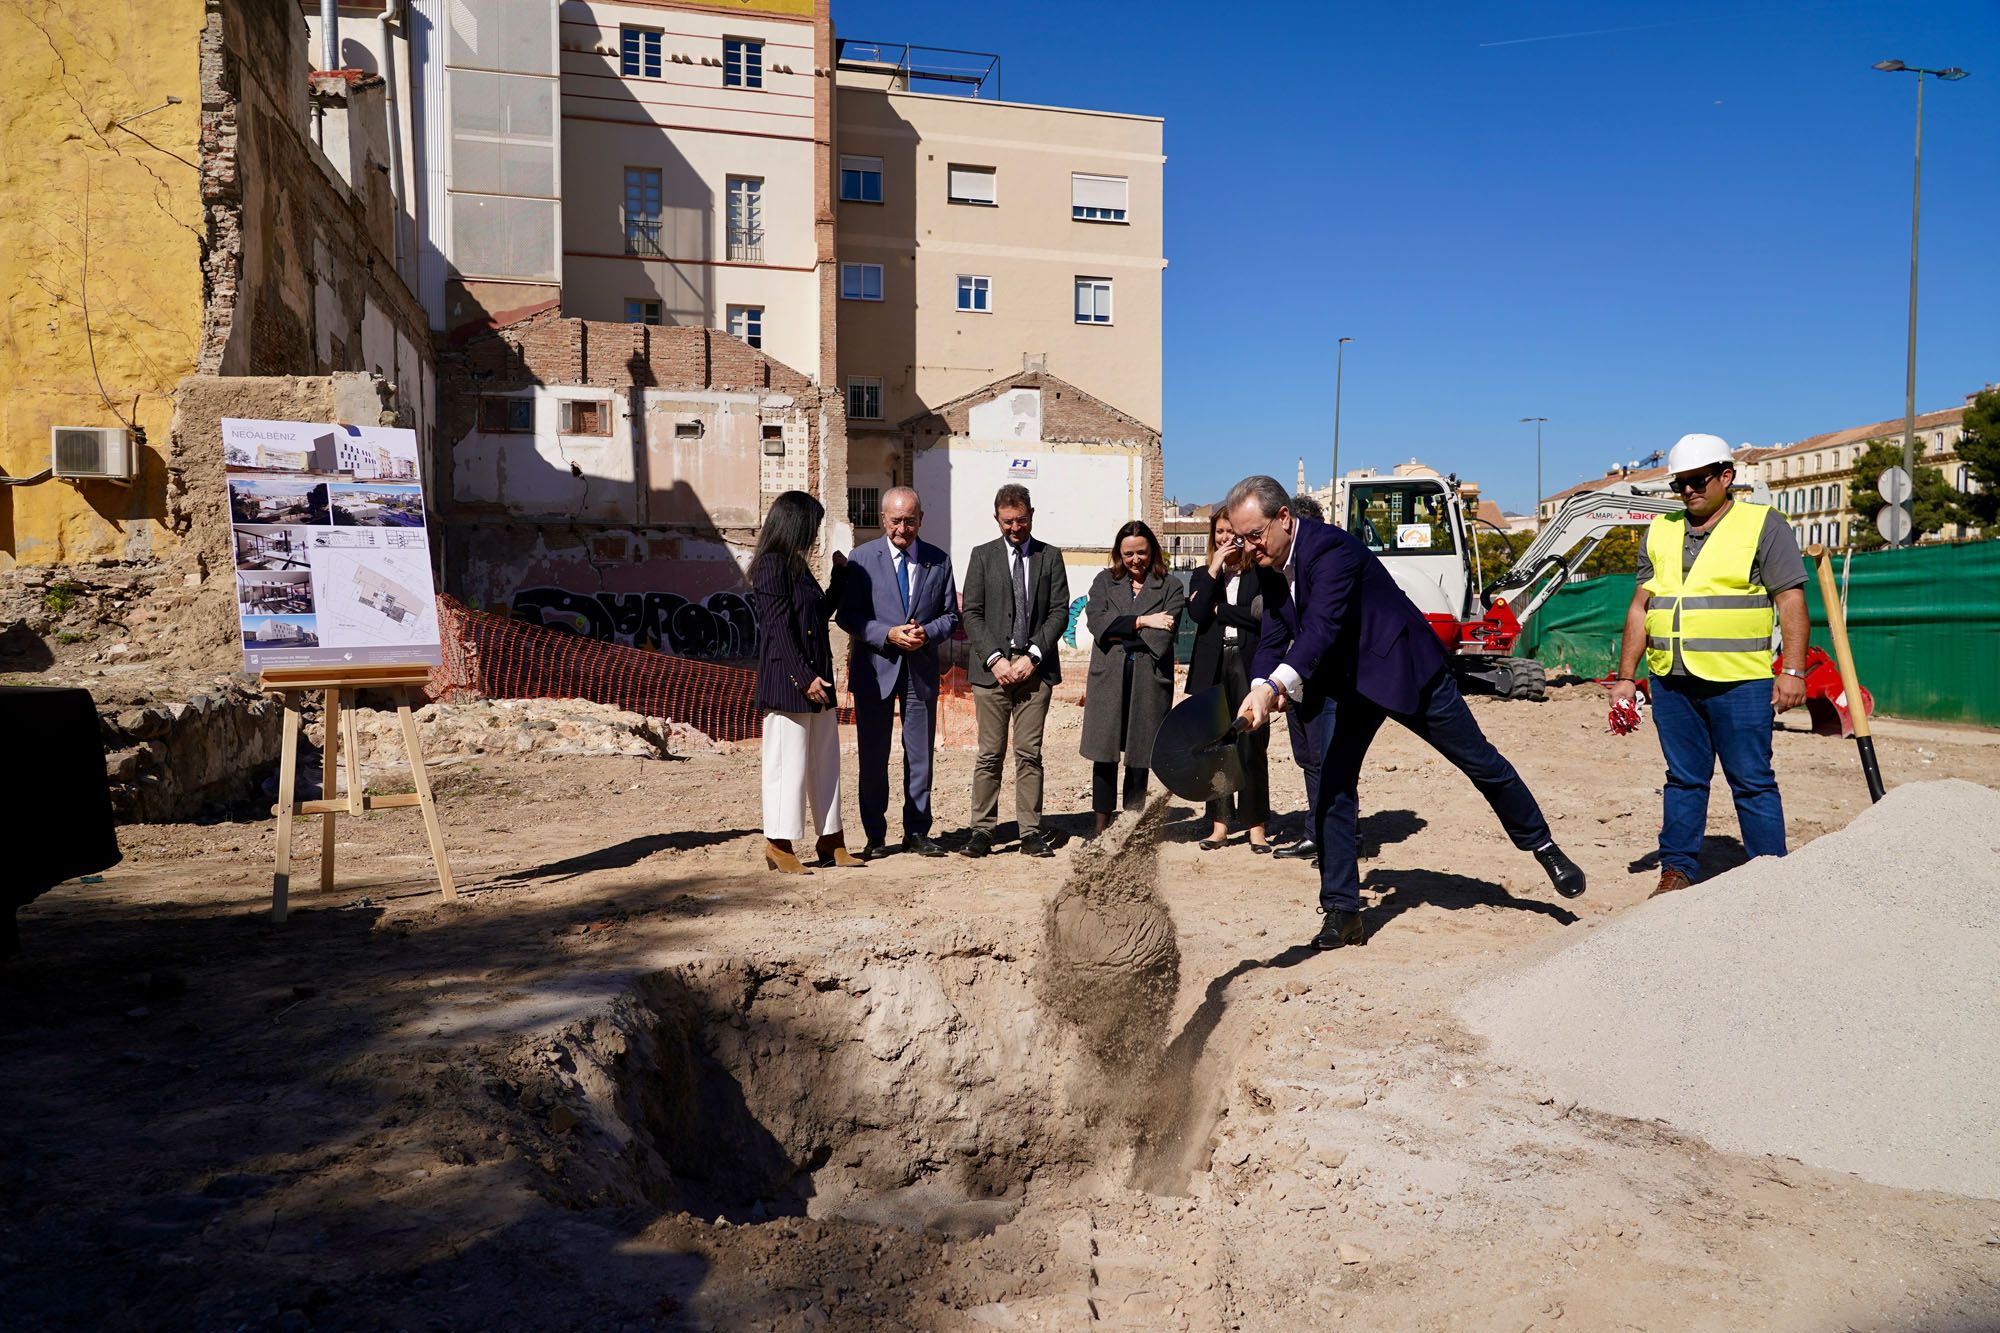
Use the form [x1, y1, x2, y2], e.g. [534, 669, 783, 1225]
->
[1521, 417, 1547, 527]
[1332, 336, 1354, 497]
[1873, 58, 1970, 547]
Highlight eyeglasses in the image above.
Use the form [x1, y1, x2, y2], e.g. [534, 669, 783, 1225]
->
[1668, 469, 1725, 494]
[1235, 514, 1285, 548]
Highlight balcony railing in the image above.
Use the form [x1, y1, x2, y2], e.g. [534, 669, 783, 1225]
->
[728, 233, 763, 262]
[624, 217, 663, 257]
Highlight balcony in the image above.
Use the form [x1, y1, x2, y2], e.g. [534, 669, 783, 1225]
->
[727, 233, 763, 263]
[624, 217, 663, 258]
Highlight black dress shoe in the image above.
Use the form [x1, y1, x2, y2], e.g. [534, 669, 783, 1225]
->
[903, 833, 946, 858]
[1018, 829, 1056, 858]
[859, 842, 889, 862]
[959, 831, 993, 859]
[1273, 839, 1318, 860]
[1534, 844, 1587, 899]
[1313, 910, 1367, 950]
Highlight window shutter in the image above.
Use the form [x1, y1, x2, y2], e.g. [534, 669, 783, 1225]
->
[948, 167, 996, 203]
[1072, 173, 1128, 212]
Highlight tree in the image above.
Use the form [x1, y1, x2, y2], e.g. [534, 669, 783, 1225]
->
[1846, 436, 1971, 550]
[1954, 388, 2000, 529]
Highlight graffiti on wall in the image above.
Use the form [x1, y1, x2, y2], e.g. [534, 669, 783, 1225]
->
[512, 588, 759, 659]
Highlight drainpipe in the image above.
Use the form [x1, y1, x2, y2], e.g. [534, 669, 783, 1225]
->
[381, 0, 412, 276]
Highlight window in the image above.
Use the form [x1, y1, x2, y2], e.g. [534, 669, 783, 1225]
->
[1072, 172, 1129, 222]
[1830, 483, 1842, 508]
[1074, 276, 1113, 324]
[674, 420, 704, 440]
[762, 424, 787, 456]
[1810, 485, 1822, 512]
[620, 27, 661, 78]
[624, 167, 662, 256]
[625, 299, 662, 325]
[1958, 465, 1973, 492]
[849, 487, 882, 528]
[1345, 482, 1453, 557]
[839, 155, 883, 203]
[727, 304, 763, 349]
[560, 400, 612, 436]
[947, 165, 996, 205]
[956, 275, 991, 313]
[1809, 522, 1821, 545]
[841, 262, 883, 301]
[479, 396, 534, 433]
[727, 176, 763, 261]
[847, 376, 882, 421]
[723, 38, 762, 89]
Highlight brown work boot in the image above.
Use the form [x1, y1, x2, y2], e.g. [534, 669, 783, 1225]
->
[1650, 868, 1692, 898]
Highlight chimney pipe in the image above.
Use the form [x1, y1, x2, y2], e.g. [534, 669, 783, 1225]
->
[321, 0, 339, 70]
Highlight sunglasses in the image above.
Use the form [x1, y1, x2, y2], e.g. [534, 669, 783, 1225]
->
[1669, 468, 1726, 494]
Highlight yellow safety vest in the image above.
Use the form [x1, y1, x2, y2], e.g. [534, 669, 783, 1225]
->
[1642, 500, 1774, 682]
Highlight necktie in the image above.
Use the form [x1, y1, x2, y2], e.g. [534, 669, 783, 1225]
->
[895, 550, 911, 616]
[1012, 543, 1032, 648]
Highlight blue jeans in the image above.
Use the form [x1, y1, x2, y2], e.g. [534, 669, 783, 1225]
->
[1652, 676, 1786, 878]
[1316, 669, 1552, 914]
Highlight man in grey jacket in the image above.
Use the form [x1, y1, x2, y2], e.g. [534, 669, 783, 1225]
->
[959, 483, 1070, 858]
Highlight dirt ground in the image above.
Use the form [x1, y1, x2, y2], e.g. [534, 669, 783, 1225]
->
[5, 679, 2000, 1332]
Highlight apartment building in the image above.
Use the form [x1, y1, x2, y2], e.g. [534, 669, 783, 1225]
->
[312, 0, 833, 383]
[555, 0, 833, 382]
[832, 43, 1165, 512]
[1757, 405, 1971, 547]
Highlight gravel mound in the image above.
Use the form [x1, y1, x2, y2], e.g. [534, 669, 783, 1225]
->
[1460, 779, 2000, 1198]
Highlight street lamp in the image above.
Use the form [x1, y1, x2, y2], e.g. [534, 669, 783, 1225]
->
[1521, 417, 1547, 527]
[1332, 337, 1354, 497]
[1874, 58, 1970, 547]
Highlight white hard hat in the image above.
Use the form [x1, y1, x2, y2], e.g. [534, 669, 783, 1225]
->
[1665, 433, 1734, 474]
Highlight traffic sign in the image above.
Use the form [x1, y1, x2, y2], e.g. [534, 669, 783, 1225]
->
[1876, 503, 1912, 545]
[1877, 466, 1912, 505]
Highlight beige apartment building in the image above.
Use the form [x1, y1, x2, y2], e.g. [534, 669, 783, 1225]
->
[556, 0, 834, 382]
[832, 43, 1165, 513]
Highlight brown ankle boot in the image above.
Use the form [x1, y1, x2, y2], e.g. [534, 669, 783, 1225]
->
[764, 841, 808, 874]
[815, 836, 864, 868]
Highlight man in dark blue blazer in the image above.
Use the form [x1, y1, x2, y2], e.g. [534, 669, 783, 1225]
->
[838, 486, 959, 859]
[1224, 475, 1585, 950]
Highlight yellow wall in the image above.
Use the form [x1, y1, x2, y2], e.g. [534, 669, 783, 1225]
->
[0, 1, 205, 567]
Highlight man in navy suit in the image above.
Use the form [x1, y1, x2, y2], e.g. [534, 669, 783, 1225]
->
[839, 486, 959, 859]
[1224, 475, 1585, 950]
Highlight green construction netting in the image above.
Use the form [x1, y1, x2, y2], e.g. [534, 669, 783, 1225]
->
[1519, 541, 2000, 728]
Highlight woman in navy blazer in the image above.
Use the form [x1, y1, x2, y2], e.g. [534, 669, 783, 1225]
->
[750, 491, 862, 874]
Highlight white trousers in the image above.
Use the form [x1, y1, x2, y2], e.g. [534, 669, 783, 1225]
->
[762, 708, 844, 841]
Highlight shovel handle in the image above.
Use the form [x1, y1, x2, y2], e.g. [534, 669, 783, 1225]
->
[1805, 544, 1884, 803]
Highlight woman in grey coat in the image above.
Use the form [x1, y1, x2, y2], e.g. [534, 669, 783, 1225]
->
[1080, 520, 1186, 835]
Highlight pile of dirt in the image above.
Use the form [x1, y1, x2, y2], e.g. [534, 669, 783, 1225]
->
[336, 697, 726, 769]
[1460, 778, 2000, 1198]
[1039, 794, 1182, 1076]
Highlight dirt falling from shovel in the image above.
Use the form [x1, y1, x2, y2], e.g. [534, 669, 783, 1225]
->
[1038, 793, 1182, 1081]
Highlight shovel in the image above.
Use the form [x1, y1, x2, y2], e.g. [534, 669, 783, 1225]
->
[1150, 685, 1247, 802]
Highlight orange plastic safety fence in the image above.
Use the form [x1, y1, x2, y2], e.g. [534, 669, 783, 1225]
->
[430, 594, 767, 742]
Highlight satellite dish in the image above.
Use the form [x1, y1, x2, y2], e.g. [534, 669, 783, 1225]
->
[1876, 503, 1912, 545]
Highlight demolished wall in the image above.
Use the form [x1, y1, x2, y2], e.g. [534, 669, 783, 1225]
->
[439, 315, 844, 658]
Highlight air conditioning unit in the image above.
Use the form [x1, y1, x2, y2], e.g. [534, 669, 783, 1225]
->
[50, 426, 137, 481]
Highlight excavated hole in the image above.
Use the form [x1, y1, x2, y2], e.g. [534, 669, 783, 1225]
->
[578, 949, 1124, 1237]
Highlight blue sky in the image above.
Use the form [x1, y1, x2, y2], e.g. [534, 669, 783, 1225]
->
[833, 1, 1998, 512]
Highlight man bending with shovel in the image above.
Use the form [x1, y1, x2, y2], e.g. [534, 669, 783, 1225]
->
[1223, 474, 1586, 949]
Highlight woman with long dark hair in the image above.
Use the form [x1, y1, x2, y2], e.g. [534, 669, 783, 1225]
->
[1185, 510, 1270, 850]
[1080, 519, 1186, 836]
[750, 490, 861, 873]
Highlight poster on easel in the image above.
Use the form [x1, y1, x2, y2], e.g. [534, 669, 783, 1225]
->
[222, 418, 442, 672]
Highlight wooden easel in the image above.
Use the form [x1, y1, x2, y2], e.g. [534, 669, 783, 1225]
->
[262, 664, 455, 923]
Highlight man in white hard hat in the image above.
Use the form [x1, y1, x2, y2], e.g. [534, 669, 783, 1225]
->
[1609, 433, 1809, 898]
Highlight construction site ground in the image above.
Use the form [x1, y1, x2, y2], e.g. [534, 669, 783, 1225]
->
[5, 680, 1999, 1331]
